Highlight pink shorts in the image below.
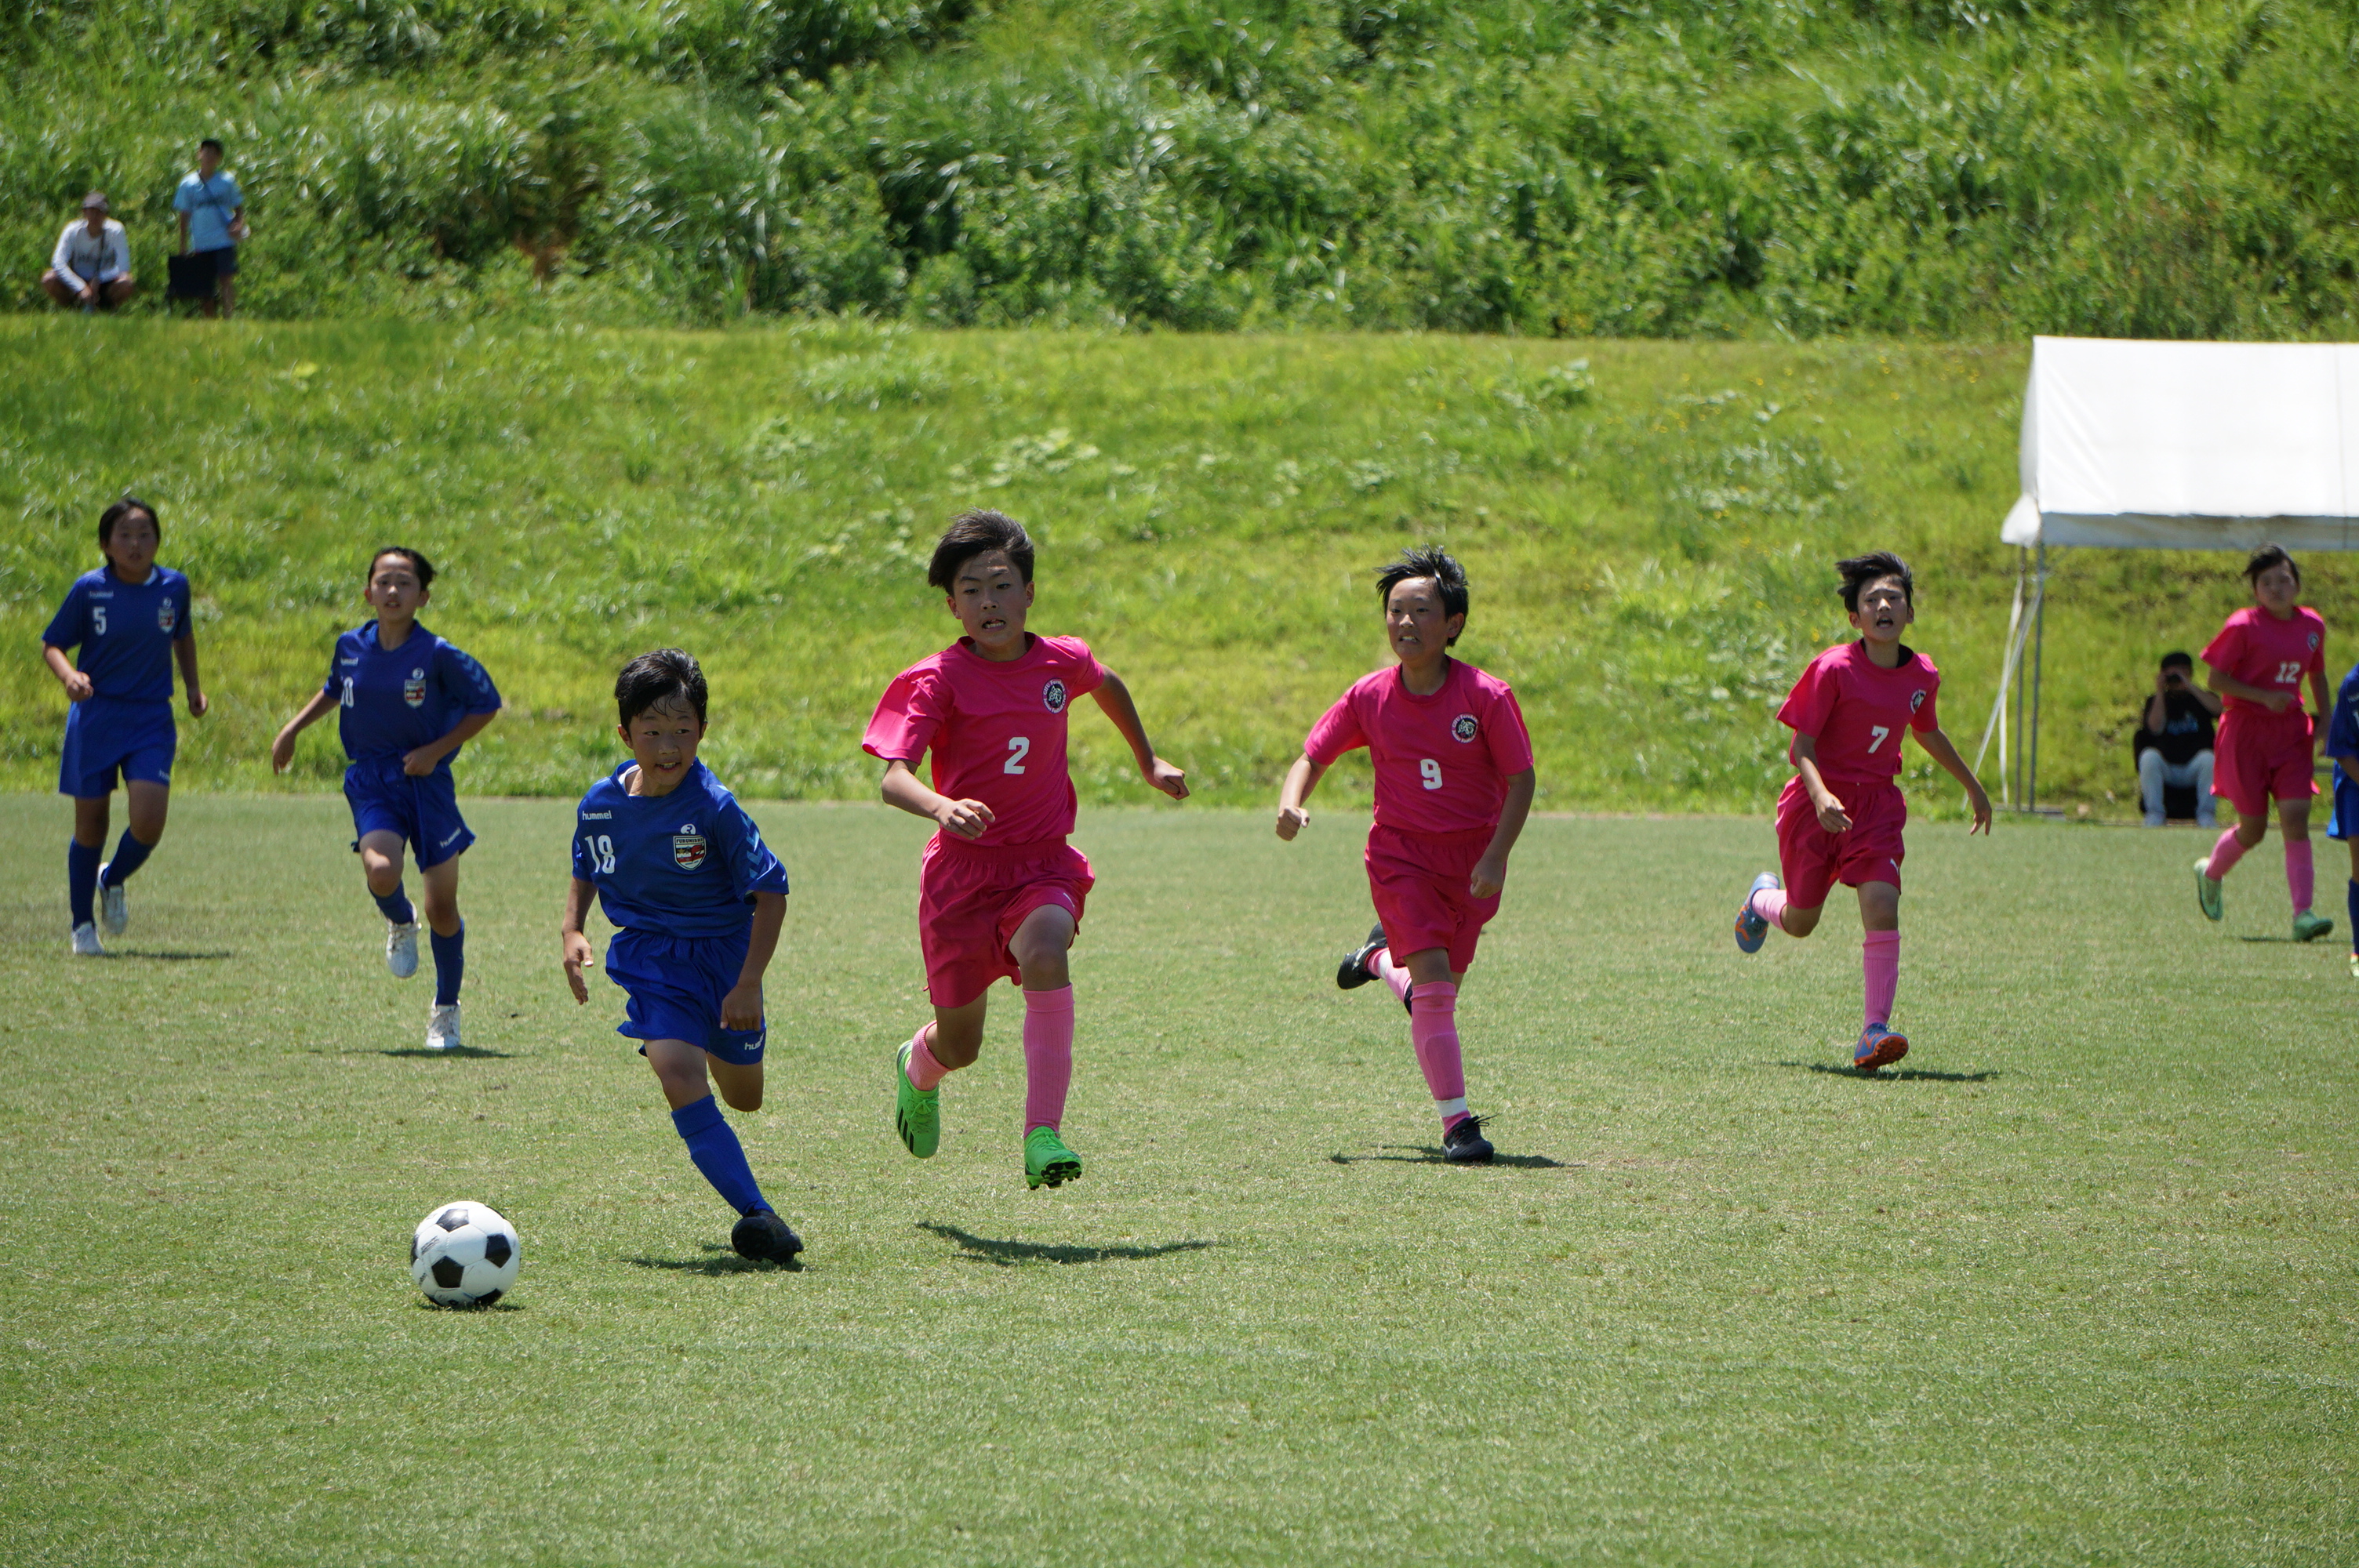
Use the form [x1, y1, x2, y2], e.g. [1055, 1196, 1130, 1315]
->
[917, 836, 1093, 1010]
[1366, 824, 1500, 975]
[1776, 775, 1906, 910]
[2213, 711, 2316, 818]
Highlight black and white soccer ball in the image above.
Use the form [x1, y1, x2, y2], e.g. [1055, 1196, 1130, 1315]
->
[409, 1201, 520, 1307]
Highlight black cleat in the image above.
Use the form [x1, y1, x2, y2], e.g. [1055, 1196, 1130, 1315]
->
[1336, 924, 1388, 990]
[1441, 1115, 1495, 1164]
[731, 1208, 805, 1265]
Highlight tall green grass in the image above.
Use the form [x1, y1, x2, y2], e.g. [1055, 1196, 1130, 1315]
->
[5, 1, 2359, 336]
[7, 318, 2351, 816]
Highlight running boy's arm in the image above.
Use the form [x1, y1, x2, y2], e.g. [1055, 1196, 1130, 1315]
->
[173, 633, 207, 717]
[1274, 754, 1326, 840]
[1469, 768, 1536, 898]
[1789, 734, 1852, 833]
[562, 876, 598, 1004]
[1912, 724, 1994, 834]
[403, 710, 497, 777]
[880, 757, 994, 839]
[42, 643, 92, 702]
[2309, 664, 2333, 753]
[271, 689, 340, 772]
[1089, 671, 1188, 800]
[720, 891, 787, 1032]
[2207, 666, 2292, 713]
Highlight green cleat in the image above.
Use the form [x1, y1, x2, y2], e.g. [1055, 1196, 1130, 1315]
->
[1023, 1125, 1081, 1190]
[2294, 909, 2336, 943]
[894, 1040, 940, 1159]
[2193, 857, 2224, 923]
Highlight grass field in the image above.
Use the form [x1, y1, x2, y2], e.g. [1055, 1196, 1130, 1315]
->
[2, 794, 2352, 1565]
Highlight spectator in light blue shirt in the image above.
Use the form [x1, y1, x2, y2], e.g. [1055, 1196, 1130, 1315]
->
[173, 138, 247, 318]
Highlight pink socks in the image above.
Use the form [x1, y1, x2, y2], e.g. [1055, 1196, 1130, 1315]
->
[2205, 828, 2248, 880]
[1862, 931, 1899, 1029]
[2287, 837, 2315, 913]
[1022, 985, 1074, 1134]
[1372, 946, 1413, 1004]
[1408, 982, 1470, 1128]
[904, 1025, 951, 1091]
[1748, 886, 1790, 935]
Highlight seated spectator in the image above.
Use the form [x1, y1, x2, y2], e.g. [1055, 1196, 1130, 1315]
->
[2135, 650, 2219, 827]
[41, 192, 135, 311]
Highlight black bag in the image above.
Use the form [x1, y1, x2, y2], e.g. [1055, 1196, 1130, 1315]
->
[166, 252, 216, 302]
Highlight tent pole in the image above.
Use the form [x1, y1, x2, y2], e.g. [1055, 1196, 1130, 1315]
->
[2028, 543, 2047, 810]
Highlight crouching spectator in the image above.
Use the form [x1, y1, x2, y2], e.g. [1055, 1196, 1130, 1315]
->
[2136, 651, 2219, 826]
[41, 192, 135, 311]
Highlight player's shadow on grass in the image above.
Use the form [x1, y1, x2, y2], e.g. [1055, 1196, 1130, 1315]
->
[627, 1243, 801, 1275]
[374, 1046, 517, 1059]
[919, 1221, 1216, 1269]
[96, 949, 234, 962]
[414, 1298, 525, 1312]
[1789, 1061, 1999, 1083]
[1328, 1146, 1568, 1169]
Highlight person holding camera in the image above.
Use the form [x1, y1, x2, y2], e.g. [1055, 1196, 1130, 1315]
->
[2136, 651, 2219, 827]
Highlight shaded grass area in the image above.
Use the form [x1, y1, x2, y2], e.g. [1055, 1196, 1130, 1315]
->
[0, 794, 2353, 1564]
[9, 318, 2349, 815]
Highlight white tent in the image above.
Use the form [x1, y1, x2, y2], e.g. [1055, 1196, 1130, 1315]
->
[1981, 336, 2359, 808]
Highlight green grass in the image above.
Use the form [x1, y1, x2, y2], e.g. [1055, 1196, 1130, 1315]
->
[1, 794, 2353, 1563]
[10, 318, 2354, 818]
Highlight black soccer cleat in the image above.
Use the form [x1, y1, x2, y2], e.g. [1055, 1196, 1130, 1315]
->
[1337, 924, 1388, 990]
[1441, 1115, 1495, 1165]
[731, 1208, 805, 1265]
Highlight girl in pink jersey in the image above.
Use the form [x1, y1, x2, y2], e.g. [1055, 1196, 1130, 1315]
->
[2191, 544, 2336, 942]
[1732, 553, 1991, 1073]
[864, 510, 1189, 1191]
[1275, 547, 1536, 1163]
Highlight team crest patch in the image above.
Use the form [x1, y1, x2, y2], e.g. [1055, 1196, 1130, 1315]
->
[157, 600, 176, 634]
[2310, 632, 2322, 650]
[402, 668, 427, 707]
[1910, 689, 1927, 712]
[1451, 713, 1480, 742]
[1043, 679, 1068, 713]
[672, 829, 708, 870]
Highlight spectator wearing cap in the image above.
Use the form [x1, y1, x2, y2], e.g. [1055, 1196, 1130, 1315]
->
[173, 137, 247, 319]
[2135, 650, 2221, 827]
[42, 192, 135, 311]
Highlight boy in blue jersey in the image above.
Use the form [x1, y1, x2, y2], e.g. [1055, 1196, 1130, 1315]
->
[561, 649, 803, 1265]
[271, 548, 501, 1051]
[41, 496, 207, 955]
[2324, 658, 2359, 979]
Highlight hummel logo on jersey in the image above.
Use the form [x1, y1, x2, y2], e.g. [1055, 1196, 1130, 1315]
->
[402, 668, 427, 707]
[1042, 679, 1067, 713]
[1451, 713, 1480, 742]
[1910, 689, 1926, 712]
[673, 830, 708, 870]
[580, 810, 612, 820]
[157, 601, 177, 634]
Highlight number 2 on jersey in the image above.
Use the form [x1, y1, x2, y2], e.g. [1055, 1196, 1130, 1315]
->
[1005, 736, 1030, 774]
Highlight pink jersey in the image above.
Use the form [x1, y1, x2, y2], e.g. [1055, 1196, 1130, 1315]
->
[863, 633, 1107, 848]
[1304, 659, 1535, 836]
[1777, 641, 1941, 786]
[2201, 605, 2325, 731]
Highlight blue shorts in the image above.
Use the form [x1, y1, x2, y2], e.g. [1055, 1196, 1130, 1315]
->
[2328, 775, 2359, 840]
[59, 699, 175, 797]
[343, 759, 474, 869]
[604, 925, 765, 1066]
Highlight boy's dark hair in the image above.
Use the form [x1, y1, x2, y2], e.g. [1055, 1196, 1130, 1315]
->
[199, 137, 224, 154]
[2160, 650, 2194, 672]
[1836, 550, 1914, 612]
[928, 510, 1034, 592]
[97, 495, 158, 550]
[2244, 543, 2299, 586]
[1375, 546, 1470, 646]
[616, 648, 709, 729]
[368, 546, 436, 590]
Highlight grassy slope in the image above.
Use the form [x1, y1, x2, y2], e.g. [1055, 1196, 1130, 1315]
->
[9, 318, 2348, 816]
[0, 796, 2350, 1564]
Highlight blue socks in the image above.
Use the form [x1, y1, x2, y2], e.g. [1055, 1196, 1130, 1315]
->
[431, 920, 465, 1007]
[671, 1094, 767, 1216]
[373, 883, 416, 925]
[101, 829, 154, 887]
[67, 840, 100, 927]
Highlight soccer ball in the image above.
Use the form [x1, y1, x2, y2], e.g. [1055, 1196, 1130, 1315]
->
[409, 1201, 520, 1307]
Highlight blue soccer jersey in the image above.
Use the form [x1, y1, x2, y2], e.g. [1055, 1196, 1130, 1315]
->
[325, 622, 502, 765]
[42, 567, 193, 703]
[572, 760, 789, 939]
